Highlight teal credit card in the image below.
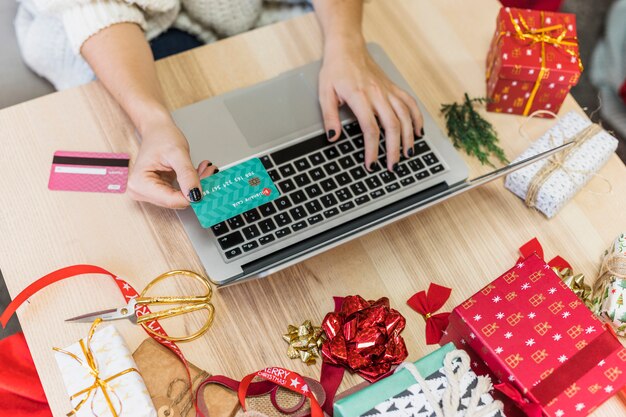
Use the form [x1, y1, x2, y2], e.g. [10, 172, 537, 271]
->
[191, 158, 280, 228]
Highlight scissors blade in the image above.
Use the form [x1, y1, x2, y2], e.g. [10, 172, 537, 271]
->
[66, 300, 137, 323]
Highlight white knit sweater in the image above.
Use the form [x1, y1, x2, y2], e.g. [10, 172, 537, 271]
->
[15, 0, 311, 89]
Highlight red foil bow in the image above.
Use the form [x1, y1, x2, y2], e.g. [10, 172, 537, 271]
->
[321, 295, 408, 382]
[407, 283, 452, 345]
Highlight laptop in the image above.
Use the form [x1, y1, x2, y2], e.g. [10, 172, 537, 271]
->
[173, 43, 569, 285]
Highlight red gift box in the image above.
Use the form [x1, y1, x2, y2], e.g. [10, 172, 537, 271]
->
[442, 253, 626, 417]
[486, 7, 582, 116]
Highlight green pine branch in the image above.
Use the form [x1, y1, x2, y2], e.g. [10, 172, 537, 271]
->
[441, 93, 508, 168]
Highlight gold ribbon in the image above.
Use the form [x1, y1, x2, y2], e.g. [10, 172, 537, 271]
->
[487, 10, 582, 116]
[53, 319, 140, 417]
[282, 320, 326, 365]
[524, 123, 602, 209]
[553, 267, 593, 307]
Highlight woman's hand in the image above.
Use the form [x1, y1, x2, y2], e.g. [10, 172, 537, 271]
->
[318, 37, 424, 172]
[128, 118, 217, 209]
[81, 23, 218, 209]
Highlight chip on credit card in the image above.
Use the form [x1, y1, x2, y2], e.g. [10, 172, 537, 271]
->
[191, 158, 280, 228]
[48, 151, 130, 193]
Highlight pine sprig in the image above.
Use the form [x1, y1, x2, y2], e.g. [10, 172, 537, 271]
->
[440, 93, 508, 168]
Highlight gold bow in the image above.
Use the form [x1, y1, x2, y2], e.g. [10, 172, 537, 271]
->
[54, 319, 139, 417]
[282, 320, 326, 365]
[552, 267, 593, 307]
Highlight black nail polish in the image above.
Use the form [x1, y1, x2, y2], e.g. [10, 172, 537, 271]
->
[369, 162, 377, 171]
[188, 187, 202, 202]
[327, 129, 336, 140]
[392, 163, 399, 173]
[214, 168, 220, 173]
[207, 161, 213, 167]
[420, 127, 425, 137]
[408, 148, 414, 157]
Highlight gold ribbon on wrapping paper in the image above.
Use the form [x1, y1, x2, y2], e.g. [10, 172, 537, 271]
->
[524, 123, 603, 209]
[53, 319, 140, 417]
[487, 10, 583, 116]
[552, 267, 593, 307]
[282, 320, 326, 365]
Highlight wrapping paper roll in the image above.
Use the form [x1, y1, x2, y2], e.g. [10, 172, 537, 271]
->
[592, 233, 626, 337]
[505, 111, 618, 218]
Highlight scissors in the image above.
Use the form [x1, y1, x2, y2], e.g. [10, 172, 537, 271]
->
[66, 270, 215, 343]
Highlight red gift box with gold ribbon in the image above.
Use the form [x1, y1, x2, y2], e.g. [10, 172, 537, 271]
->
[486, 7, 582, 117]
[441, 250, 626, 417]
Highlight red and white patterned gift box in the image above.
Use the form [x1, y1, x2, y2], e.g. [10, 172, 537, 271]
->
[442, 253, 626, 417]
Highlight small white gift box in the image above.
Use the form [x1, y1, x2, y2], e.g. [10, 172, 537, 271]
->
[54, 323, 156, 417]
[505, 111, 618, 218]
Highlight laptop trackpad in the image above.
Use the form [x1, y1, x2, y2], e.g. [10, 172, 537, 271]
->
[224, 73, 322, 148]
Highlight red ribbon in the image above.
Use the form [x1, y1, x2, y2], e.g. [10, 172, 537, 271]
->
[0, 265, 194, 411]
[407, 283, 452, 345]
[495, 382, 543, 417]
[518, 237, 572, 270]
[195, 372, 325, 417]
[239, 368, 323, 417]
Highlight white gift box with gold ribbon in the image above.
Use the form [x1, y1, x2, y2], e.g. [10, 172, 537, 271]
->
[54, 323, 156, 417]
[505, 111, 618, 218]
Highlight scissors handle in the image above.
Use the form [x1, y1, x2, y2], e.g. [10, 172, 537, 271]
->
[136, 302, 211, 324]
[137, 269, 215, 343]
[139, 303, 215, 343]
[135, 295, 210, 305]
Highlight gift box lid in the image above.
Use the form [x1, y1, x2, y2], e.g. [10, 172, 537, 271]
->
[487, 7, 581, 85]
[334, 343, 456, 417]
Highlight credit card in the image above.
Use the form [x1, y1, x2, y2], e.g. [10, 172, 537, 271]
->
[48, 151, 130, 193]
[191, 158, 280, 228]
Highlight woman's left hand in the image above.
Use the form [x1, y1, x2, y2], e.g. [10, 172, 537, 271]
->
[318, 37, 424, 172]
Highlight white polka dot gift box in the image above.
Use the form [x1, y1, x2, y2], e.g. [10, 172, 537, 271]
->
[441, 250, 626, 417]
[486, 7, 582, 117]
[504, 111, 618, 218]
[53, 322, 157, 417]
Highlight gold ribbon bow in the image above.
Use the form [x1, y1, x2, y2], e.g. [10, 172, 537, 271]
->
[282, 320, 326, 365]
[510, 11, 582, 116]
[487, 10, 582, 116]
[54, 319, 139, 417]
[552, 267, 593, 307]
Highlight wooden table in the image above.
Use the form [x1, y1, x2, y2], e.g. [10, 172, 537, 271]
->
[1, 0, 624, 415]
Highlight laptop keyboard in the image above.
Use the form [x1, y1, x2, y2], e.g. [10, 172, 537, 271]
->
[211, 120, 447, 261]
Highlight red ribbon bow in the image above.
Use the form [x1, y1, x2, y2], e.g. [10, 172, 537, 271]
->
[495, 383, 542, 417]
[518, 237, 571, 270]
[407, 283, 452, 345]
[321, 295, 408, 382]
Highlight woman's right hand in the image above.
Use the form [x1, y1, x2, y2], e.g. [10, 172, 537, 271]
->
[127, 118, 217, 209]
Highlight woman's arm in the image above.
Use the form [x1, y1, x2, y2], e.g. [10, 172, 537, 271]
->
[81, 23, 215, 208]
[312, 0, 424, 172]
